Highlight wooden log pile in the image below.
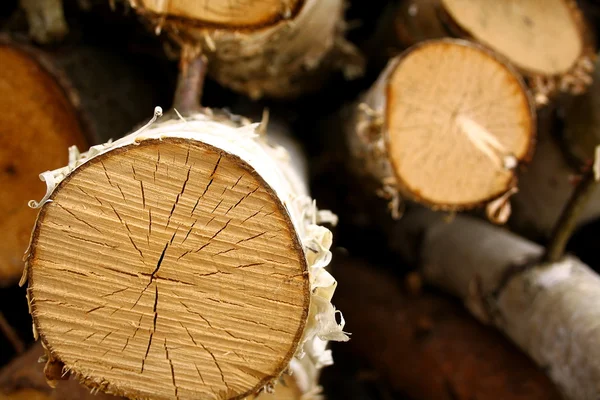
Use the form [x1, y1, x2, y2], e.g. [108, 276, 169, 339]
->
[1, 1, 600, 400]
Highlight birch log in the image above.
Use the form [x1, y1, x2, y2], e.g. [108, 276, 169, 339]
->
[0, 37, 89, 287]
[0, 342, 313, 400]
[511, 58, 600, 240]
[387, 0, 595, 103]
[127, 0, 363, 99]
[346, 39, 535, 220]
[22, 108, 346, 400]
[333, 254, 560, 400]
[391, 209, 600, 400]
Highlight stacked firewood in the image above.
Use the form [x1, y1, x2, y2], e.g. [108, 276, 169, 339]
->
[1, 1, 600, 399]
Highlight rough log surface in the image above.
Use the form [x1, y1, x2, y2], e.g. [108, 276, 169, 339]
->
[346, 39, 535, 216]
[24, 111, 345, 399]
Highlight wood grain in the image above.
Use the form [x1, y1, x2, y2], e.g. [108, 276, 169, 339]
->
[0, 43, 87, 287]
[28, 139, 309, 400]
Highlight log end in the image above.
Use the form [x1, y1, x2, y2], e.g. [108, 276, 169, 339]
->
[131, 0, 302, 29]
[383, 39, 535, 211]
[0, 41, 88, 287]
[441, 0, 595, 100]
[26, 137, 310, 399]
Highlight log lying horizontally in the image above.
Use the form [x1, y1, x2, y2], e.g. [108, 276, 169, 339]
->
[128, 0, 363, 99]
[389, 0, 595, 103]
[391, 209, 600, 400]
[22, 108, 346, 399]
[0, 36, 89, 287]
[332, 253, 561, 400]
[346, 39, 535, 220]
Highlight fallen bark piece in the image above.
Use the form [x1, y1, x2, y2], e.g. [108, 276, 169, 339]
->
[332, 254, 561, 400]
[346, 39, 535, 218]
[23, 108, 346, 400]
[0, 38, 89, 287]
[440, 0, 595, 103]
[392, 209, 600, 400]
[128, 0, 364, 99]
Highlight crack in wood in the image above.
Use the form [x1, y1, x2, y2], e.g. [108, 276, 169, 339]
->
[180, 302, 215, 328]
[67, 234, 117, 249]
[236, 231, 267, 245]
[210, 220, 231, 242]
[235, 262, 263, 269]
[194, 363, 206, 385]
[101, 287, 129, 298]
[86, 305, 106, 314]
[116, 183, 127, 202]
[56, 203, 102, 233]
[100, 161, 115, 187]
[241, 207, 263, 224]
[140, 181, 146, 208]
[231, 174, 244, 190]
[167, 167, 192, 229]
[77, 186, 103, 206]
[200, 342, 231, 392]
[180, 321, 198, 346]
[181, 220, 198, 244]
[225, 187, 259, 216]
[211, 199, 224, 214]
[147, 208, 152, 245]
[214, 247, 236, 256]
[164, 339, 179, 400]
[191, 198, 201, 216]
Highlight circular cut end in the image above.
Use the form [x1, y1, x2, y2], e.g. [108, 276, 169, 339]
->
[137, 0, 302, 28]
[441, 0, 583, 75]
[28, 139, 309, 399]
[0, 44, 86, 286]
[386, 40, 534, 208]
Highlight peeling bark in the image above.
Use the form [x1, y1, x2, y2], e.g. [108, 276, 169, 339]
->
[391, 209, 600, 399]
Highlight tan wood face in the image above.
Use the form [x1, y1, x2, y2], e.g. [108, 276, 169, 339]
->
[28, 139, 309, 400]
[442, 0, 583, 74]
[386, 41, 533, 207]
[138, 0, 302, 28]
[0, 45, 86, 286]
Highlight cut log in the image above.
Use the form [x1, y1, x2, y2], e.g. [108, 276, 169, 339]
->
[346, 39, 535, 218]
[386, 0, 595, 103]
[441, 0, 595, 102]
[333, 253, 561, 400]
[0, 342, 310, 400]
[128, 0, 364, 99]
[391, 209, 600, 400]
[0, 38, 89, 287]
[22, 108, 346, 399]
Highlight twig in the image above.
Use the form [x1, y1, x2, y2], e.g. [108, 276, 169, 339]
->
[0, 310, 25, 354]
[172, 45, 207, 114]
[544, 145, 600, 262]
